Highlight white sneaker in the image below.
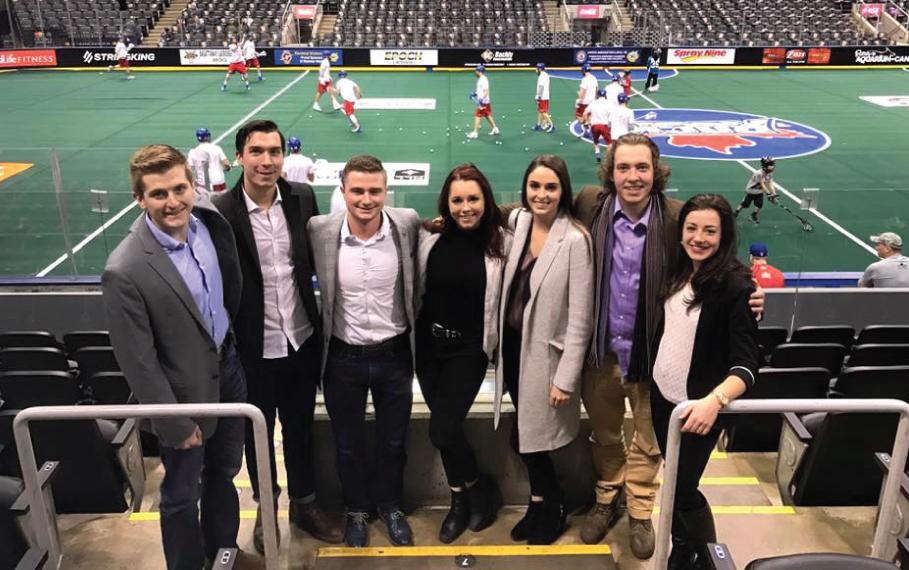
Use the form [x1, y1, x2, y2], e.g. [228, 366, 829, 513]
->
[466, 131, 478, 139]
[313, 102, 322, 111]
[126, 75, 135, 80]
[489, 128, 500, 136]
[651, 85, 660, 92]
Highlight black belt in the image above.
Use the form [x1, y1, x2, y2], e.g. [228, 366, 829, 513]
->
[330, 332, 409, 357]
[430, 322, 462, 339]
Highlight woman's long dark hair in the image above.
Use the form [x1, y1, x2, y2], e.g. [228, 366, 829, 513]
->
[665, 193, 751, 309]
[436, 163, 506, 259]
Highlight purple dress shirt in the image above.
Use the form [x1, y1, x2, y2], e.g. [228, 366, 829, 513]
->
[605, 198, 652, 378]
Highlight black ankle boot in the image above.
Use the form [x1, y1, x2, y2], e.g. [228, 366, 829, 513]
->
[467, 475, 501, 532]
[527, 494, 567, 545]
[671, 503, 717, 569]
[439, 490, 470, 544]
[510, 499, 543, 541]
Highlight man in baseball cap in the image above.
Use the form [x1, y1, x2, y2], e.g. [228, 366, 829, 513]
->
[860, 232, 909, 287]
[749, 242, 785, 288]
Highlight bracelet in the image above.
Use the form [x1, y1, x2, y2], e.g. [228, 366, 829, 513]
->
[711, 389, 729, 408]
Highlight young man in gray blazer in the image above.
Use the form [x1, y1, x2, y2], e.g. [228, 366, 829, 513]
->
[102, 145, 255, 569]
[308, 155, 421, 547]
[212, 120, 343, 553]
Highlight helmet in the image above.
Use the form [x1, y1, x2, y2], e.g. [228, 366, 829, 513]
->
[195, 127, 211, 142]
[536, 62, 545, 70]
[475, 64, 486, 73]
[611, 74, 620, 82]
[581, 63, 591, 73]
[287, 136, 301, 152]
[338, 69, 348, 78]
[596, 88, 607, 98]
[760, 156, 776, 169]
[654, 48, 662, 56]
[618, 93, 629, 104]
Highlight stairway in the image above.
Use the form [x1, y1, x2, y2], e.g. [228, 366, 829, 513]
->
[144, 0, 190, 47]
[612, 0, 635, 31]
[542, 0, 568, 33]
[316, 14, 337, 40]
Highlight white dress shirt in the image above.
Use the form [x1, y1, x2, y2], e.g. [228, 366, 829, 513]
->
[243, 187, 314, 358]
[334, 211, 407, 345]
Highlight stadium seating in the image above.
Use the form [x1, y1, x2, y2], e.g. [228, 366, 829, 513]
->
[161, 0, 286, 47]
[328, 0, 551, 48]
[0, 475, 48, 570]
[857, 325, 909, 345]
[723, 367, 831, 452]
[745, 553, 899, 569]
[624, 0, 889, 47]
[776, 365, 909, 506]
[12, 0, 165, 47]
[769, 342, 847, 375]
[757, 325, 788, 362]
[789, 325, 855, 349]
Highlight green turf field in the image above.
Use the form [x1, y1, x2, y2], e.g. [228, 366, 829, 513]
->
[1, 67, 907, 277]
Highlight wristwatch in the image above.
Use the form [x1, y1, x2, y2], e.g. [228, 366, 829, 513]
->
[711, 389, 730, 408]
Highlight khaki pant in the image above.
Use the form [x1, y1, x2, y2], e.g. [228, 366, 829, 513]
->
[581, 353, 661, 520]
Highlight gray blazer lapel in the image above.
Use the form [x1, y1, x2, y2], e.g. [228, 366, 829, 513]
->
[528, 214, 569, 304]
[135, 217, 209, 334]
[319, 213, 344, 321]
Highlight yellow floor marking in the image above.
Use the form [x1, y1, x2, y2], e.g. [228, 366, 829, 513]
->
[317, 545, 613, 557]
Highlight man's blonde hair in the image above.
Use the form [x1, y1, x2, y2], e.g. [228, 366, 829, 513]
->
[129, 144, 193, 198]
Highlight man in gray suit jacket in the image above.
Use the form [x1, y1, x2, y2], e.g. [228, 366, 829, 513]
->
[308, 155, 420, 548]
[102, 145, 254, 570]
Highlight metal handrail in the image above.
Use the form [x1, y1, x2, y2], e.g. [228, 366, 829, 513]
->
[13, 403, 277, 570]
[654, 398, 909, 569]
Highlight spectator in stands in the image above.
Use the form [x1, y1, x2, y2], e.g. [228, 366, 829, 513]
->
[573, 133, 766, 557]
[650, 193, 759, 568]
[211, 120, 343, 554]
[416, 164, 508, 544]
[749, 242, 785, 288]
[859, 232, 909, 287]
[497, 155, 593, 545]
[102, 144, 254, 569]
[308, 155, 421, 548]
[467, 64, 500, 139]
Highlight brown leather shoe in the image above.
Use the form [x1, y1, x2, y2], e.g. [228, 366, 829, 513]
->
[289, 500, 345, 543]
[629, 516, 656, 559]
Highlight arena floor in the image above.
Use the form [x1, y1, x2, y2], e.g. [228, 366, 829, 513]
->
[1, 67, 907, 277]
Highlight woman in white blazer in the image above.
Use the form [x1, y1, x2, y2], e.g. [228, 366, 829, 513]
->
[496, 155, 594, 544]
[416, 164, 510, 543]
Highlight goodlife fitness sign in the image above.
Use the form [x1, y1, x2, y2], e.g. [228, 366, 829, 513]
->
[667, 48, 736, 65]
[0, 49, 57, 68]
[293, 5, 317, 19]
[370, 49, 439, 66]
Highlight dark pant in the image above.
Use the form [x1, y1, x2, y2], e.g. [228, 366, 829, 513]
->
[242, 334, 320, 502]
[650, 383, 720, 512]
[416, 331, 488, 488]
[158, 341, 247, 570]
[323, 334, 413, 512]
[645, 71, 659, 90]
[503, 326, 560, 499]
[740, 192, 765, 209]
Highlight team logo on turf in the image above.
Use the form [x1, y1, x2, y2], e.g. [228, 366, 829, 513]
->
[570, 108, 830, 160]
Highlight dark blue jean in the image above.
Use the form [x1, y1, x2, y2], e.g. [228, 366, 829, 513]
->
[158, 341, 247, 570]
[323, 336, 413, 512]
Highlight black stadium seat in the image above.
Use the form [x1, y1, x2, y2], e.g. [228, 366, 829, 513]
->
[757, 326, 788, 362]
[848, 344, 909, 367]
[770, 343, 847, 375]
[72, 347, 121, 380]
[857, 325, 909, 345]
[789, 325, 855, 349]
[745, 553, 898, 569]
[0, 331, 61, 349]
[63, 331, 111, 355]
[723, 367, 831, 452]
[0, 371, 80, 408]
[0, 348, 71, 372]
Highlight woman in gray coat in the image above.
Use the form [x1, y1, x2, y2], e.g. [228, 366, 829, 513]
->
[495, 155, 594, 544]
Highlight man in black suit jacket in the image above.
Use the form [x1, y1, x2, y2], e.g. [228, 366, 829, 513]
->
[212, 120, 343, 553]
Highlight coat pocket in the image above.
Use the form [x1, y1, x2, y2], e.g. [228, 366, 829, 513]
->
[547, 339, 564, 383]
